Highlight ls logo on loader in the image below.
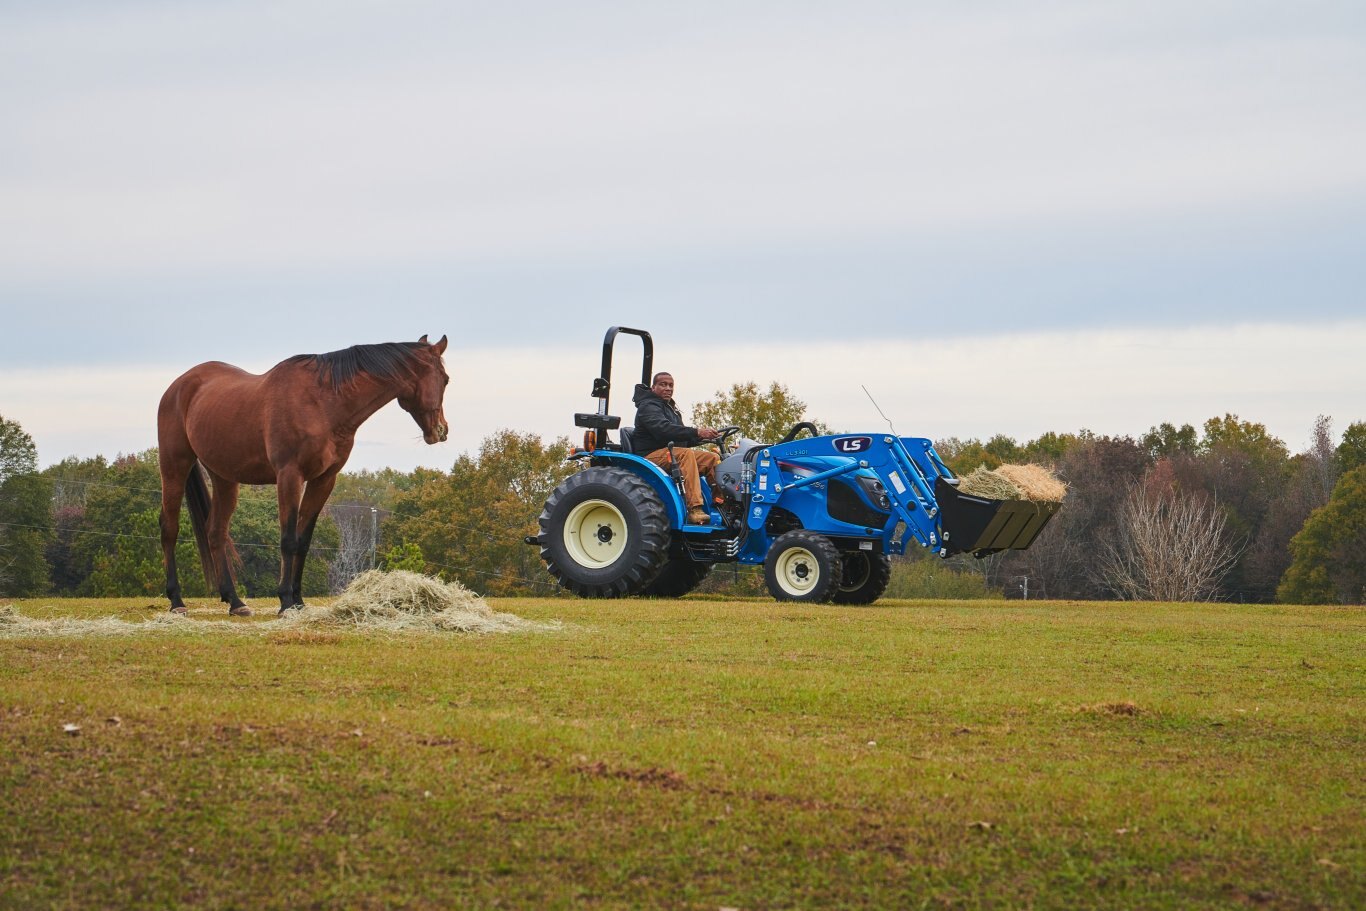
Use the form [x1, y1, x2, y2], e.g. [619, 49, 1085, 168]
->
[832, 435, 872, 454]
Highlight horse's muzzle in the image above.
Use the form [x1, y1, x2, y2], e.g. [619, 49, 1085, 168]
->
[426, 420, 449, 444]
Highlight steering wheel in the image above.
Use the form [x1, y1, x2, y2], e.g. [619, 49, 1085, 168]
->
[777, 421, 820, 444]
[713, 425, 742, 451]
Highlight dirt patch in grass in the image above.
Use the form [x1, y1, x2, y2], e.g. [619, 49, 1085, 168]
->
[574, 758, 688, 790]
[1078, 701, 1142, 716]
[266, 628, 345, 646]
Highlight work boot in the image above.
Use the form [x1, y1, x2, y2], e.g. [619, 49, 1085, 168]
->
[686, 507, 709, 525]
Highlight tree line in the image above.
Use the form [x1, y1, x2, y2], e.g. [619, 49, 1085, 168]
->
[2, 389, 1363, 604]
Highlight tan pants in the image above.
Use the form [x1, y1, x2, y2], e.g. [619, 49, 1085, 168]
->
[645, 447, 721, 508]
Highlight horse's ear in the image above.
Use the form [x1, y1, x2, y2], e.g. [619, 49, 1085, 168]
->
[432, 334, 448, 355]
[418, 334, 429, 344]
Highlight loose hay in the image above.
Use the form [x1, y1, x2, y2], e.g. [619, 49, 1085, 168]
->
[0, 572, 552, 640]
[994, 463, 1068, 502]
[956, 465, 1023, 500]
[282, 570, 543, 634]
[956, 463, 1067, 503]
[0, 604, 250, 639]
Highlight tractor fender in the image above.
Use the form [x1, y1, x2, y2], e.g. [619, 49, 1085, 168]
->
[588, 451, 687, 527]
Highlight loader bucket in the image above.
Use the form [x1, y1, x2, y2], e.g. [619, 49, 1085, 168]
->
[935, 477, 1060, 556]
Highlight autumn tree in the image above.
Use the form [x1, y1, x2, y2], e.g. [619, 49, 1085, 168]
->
[691, 381, 826, 444]
[1242, 416, 1339, 594]
[935, 432, 1081, 477]
[1176, 414, 1292, 600]
[387, 430, 574, 595]
[1018, 431, 1084, 465]
[1338, 421, 1366, 474]
[1142, 422, 1199, 460]
[999, 433, 1149, 599]
[933, 437, 999, 474]
[1277, 465, 1366, 604]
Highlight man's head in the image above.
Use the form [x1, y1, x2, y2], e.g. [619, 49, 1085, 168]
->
[651, 372, 674, 399]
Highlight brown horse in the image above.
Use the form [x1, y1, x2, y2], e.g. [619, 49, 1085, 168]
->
[158, 335, 449, 615]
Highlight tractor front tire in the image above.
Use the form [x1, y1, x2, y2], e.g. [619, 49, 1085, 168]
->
[764, 530, 840, 603]
[830, 551, 892, 605]
[539, 467, 670, 597]
[642, 556, 713, 598]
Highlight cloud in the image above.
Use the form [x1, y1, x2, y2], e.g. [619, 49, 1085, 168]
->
[2, 1, 1364, 281]
[6, 321, 1362, 473]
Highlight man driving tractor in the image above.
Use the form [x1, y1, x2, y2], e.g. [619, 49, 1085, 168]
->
[631, 371, 721, 525]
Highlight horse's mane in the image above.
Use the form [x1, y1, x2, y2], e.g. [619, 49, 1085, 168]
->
[285, 342, 425, 391]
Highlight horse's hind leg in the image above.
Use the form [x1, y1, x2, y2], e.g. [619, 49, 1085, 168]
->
[204, 471, 250, 616]
[159, 459, 190, 613]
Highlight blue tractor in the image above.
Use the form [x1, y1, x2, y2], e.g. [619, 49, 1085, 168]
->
[532, 327, 1060, 602]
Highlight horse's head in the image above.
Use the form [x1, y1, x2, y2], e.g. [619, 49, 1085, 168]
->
[398, 334, 450, 444]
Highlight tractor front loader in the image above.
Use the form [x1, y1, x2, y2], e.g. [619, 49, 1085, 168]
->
[530, 327, 1060, 603]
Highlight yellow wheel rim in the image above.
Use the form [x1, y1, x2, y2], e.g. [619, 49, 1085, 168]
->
[774, 547, 820, 596]
[564, 499, 628, 568]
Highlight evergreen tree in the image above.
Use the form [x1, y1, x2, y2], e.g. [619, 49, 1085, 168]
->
[0, 415, 51, 595]
[1277, 465, 1366, 604]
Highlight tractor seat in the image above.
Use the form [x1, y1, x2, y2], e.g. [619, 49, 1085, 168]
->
[618, 426, 635, 454]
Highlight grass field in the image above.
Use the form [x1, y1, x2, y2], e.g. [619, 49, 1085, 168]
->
[1, 595, 1361, 910]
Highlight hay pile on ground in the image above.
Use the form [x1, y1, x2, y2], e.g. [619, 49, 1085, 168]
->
[1, 572, 552, 640]
[956, 463, 1067, 503]
[284, 570, 540, 634]
[0, 604, 250, 639]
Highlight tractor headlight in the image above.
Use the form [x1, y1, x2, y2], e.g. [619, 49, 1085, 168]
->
[857, 476, 891, 510]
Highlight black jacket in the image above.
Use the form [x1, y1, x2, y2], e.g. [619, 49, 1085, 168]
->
[630, 384, 702, 454]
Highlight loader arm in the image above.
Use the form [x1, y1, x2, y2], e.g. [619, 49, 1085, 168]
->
[747, 435, 1058, 558]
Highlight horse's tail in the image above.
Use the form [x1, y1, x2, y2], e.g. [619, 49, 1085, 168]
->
[184, 462, 242, 592]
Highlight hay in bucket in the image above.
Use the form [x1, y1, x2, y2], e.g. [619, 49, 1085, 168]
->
[286, 569, 539, 634]
[956, 463, 1067, 503]
[956, 465, 1023, 500]
[994, 463, 1067, 502]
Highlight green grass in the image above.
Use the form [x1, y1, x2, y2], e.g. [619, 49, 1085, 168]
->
[1, 596, 1361, 910]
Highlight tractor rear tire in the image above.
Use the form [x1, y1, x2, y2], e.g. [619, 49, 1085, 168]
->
[830, 551, 892, 605]
[764, 530, 839, 603]
[642, 556, 713, 598]
[539, 467, 670, 598]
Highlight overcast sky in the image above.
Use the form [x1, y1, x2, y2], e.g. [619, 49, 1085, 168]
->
[2, 1, 1364, 471]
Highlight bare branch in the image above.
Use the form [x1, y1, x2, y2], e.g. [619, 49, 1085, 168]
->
[1096, 480, 1244, 601]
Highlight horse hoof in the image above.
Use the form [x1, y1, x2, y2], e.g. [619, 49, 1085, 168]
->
[277, 603, 303, 616]
[229, 605, 252, 617]
[169, 605, 188, 615]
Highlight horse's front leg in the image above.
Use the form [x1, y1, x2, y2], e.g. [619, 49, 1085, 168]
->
[276, 470, 307, 613]
[289, 472, 341, 609]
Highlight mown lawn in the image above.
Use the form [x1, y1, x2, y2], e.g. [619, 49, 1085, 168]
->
[1, 595, 1361, 910]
